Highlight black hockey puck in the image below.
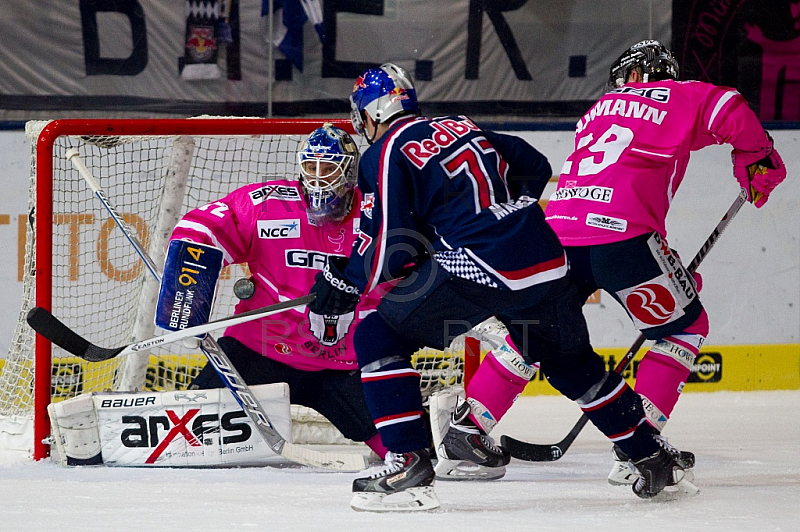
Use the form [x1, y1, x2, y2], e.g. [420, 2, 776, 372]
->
[233, 277, 256, 300]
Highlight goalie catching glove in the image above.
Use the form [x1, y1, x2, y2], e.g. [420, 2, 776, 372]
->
[732, 133, 787, 208]
[308, 256, 361, 315]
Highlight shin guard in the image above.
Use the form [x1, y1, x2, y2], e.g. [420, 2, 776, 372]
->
[635, 311, 707, 431]
[354, 313, 429, 452]
[465, 337, 535, 433]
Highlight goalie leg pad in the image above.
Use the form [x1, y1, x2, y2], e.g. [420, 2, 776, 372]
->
[48, 393, 103, 466]
[429, 387, 464, 458]
[50, 384, 294, 467]
[429, 388, 506, 481]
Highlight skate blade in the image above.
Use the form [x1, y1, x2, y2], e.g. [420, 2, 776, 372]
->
[350, 486, 440, 512]
[650, 474, 701, 501]
[435, 458, 505, 481]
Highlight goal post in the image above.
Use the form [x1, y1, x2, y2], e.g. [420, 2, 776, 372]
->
[0, 118, 481, 461]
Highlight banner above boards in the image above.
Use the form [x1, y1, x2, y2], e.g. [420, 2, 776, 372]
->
[2, 0, 670, 118]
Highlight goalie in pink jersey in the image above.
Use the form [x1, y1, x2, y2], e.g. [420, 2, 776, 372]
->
[165, 124, 387, 459]
[458, 40, 787, 488]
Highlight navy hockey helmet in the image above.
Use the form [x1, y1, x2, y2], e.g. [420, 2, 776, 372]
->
[350, 63, 419, 142]
[608, 40, 679, 89]
[297, 124, 360, 227]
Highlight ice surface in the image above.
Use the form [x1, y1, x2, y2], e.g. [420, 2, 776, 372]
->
[0, 390, 797, 531]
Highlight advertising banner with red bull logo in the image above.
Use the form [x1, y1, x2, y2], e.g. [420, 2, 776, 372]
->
[1, 1, 796, 121]
[182, 0, 224, 80]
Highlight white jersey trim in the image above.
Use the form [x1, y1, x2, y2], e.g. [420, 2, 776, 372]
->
[708, 90, 738, 130]
[173, 220, 234, 264]
[255, 272, 307, 314]
[367, 118, 424, 293]
[666, 158, 679, 205]
[630, 147, 672, 158]
[374, 413, 422, 429]
[464, 248, 569, 290]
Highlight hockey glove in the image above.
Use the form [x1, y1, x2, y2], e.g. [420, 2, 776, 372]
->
[733, 134, 787, 208]
[308, 256, 361, 315]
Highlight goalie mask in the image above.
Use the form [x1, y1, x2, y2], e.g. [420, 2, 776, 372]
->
[608, 40, 679, 90]
[350, 63, 420, 143]
[298, 124, 359, 227]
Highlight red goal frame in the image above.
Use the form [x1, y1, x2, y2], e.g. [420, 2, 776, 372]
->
[31, 118, 480, 460]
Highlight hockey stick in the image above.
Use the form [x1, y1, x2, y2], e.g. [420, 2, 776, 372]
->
[502, 188, 749, 462]
[26, 295, 314, 362]
[57, 148, 369, 471]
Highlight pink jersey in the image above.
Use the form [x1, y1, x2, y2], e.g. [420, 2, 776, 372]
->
[171, 180, 379, 371]
[545, 80, 771, 245]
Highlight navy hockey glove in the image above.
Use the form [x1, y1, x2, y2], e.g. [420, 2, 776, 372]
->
[308, 256, 361, 315]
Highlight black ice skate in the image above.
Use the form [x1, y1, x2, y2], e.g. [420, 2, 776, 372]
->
[435, 397, 510, 481]
[350, 449, 439, 512]
[609, 435, 696, 486]
[631, 438, 699, 499]
[607, 445, 640, 486]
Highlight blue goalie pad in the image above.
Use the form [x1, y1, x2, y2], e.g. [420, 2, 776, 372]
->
[155, 240, 224, 332]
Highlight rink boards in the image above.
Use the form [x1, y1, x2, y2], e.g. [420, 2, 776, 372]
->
[0, 342, 796, 406]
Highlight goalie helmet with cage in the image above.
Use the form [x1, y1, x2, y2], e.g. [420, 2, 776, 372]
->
[297, 124, 359, 227]
[350, 63, 420, 143]
[608, 40, 680, 89]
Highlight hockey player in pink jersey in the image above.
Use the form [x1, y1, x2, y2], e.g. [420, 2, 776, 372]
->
[442, 39, 787, 497]
[543, 40, 787, 486]
[165, 124, 387, 459]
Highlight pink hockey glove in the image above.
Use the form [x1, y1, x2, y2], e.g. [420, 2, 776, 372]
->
[732, 135, 787, 208]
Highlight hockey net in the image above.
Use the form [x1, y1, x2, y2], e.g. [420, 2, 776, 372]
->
[0, 118, 481, 460]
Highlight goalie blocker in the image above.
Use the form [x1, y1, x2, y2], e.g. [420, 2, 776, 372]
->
[48, 383, 294, 467]
[155, 239, 224, 333]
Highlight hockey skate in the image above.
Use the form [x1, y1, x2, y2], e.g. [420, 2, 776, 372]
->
[631, 438, 699, 500]
[608, 435, 695, 486]
[350, 449, 439, 512]
[434, 396, 510, 481]
[607, 445, 640, 486]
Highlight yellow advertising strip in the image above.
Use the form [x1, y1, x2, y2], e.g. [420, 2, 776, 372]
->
[520, 343, 800, 396]
[1, 344, 797, 402]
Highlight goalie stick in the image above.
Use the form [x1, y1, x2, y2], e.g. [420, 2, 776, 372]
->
[26, 295, 314, 362]
[502, 188, 749, 462]
[55, 148, 369, 472]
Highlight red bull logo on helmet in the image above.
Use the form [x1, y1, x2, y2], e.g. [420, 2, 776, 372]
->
[352, 75, 368, 91]
[389, 86, 411, 103]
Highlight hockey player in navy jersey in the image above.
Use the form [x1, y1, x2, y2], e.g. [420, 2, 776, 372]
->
[308, 63, 693, 512]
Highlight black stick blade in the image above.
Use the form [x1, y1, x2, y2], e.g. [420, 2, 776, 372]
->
[26, 307, 122, 362]
[501, 415, 589, 462]
[501, 435, 566, 462]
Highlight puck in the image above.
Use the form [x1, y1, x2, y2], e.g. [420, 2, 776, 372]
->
[233, 277, 256, 300]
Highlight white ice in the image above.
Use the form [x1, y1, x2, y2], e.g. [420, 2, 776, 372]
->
[0, 390, 797, 531]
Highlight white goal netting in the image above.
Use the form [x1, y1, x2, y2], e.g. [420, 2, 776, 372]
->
[0, 118, 477, 458]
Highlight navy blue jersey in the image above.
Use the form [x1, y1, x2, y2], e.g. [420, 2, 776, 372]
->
[344, 115, 568, 293]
